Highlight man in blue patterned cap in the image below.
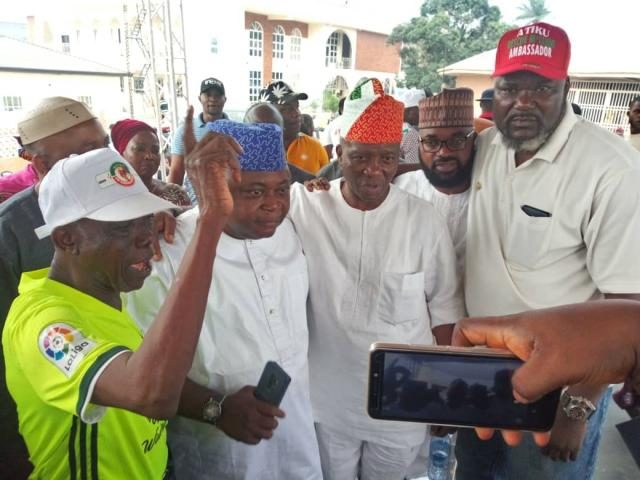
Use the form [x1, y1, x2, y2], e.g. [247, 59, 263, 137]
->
[127, 119, 322, 480]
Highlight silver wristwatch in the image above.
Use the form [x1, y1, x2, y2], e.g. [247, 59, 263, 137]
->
[202, 394, 226, 425]
[560, 389, 596, 421]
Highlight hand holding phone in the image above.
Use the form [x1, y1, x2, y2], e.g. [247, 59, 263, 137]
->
[255, 361, 291, 407]
[368, 343, 561, 432]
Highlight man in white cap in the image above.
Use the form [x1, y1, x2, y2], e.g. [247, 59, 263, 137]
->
[395, 88, 426, 164]
[0, 96, 108, 477]
[289, 78, 463, 480]
[127, 119, 322, 480]
[3, 128, 243, 479]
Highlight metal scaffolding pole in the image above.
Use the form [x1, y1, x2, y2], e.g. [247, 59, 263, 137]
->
[164, 0, 179, 135]
[146, 0, 166, 179]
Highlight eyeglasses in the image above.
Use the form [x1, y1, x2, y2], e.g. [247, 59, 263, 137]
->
[420, 131, 474, 153]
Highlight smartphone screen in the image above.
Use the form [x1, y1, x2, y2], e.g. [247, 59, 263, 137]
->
[368, 347, 560, 431]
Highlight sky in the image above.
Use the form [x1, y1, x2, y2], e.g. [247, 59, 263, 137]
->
[1, 0, 637, 48]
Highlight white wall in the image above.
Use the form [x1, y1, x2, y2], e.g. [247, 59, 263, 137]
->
[0, 71, 127, 156]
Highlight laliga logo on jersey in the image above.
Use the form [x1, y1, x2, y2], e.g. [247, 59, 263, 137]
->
[39, 324, 97, 377]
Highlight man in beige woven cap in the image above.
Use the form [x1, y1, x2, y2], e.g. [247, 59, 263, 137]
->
[0, 96, 108, 477]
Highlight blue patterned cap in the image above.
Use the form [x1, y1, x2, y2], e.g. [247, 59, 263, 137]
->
[206, 120, 287, 172]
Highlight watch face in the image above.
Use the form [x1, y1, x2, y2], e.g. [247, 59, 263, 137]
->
[567, 406, 586, 421]
[203, 399, 222, 422]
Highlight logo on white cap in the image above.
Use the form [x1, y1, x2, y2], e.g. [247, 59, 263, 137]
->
[96, 162, 136, 189]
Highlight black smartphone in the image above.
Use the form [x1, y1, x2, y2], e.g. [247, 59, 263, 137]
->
[255, 361, 291, 407]
[368, 343, 560, 431]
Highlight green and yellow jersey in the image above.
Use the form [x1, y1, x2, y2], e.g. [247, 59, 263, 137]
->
[2, 269, 168, 479]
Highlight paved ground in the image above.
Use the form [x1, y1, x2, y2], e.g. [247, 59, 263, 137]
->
[594, 400, 638, 479]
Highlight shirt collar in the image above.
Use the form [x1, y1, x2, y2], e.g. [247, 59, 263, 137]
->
[491, 100, 577, 164]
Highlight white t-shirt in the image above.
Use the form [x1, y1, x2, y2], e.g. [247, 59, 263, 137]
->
[466, 105, 640, 316]
[126, 209, 322, 480]
[394, 170, 469, 280]
[289, 181, 464, 447]
[321, 116, 342, 159]
[629, 133, 640, 152]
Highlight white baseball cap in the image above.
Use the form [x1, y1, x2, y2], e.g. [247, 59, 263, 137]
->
[395, 88, 427, 109]
[35, 148, 174, 239]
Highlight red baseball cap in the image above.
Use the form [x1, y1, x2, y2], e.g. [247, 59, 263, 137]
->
[493, 22, 571, 80]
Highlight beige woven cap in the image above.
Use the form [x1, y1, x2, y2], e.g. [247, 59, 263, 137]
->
[17, 96, 96, 145]
[419, 88, 474, 129]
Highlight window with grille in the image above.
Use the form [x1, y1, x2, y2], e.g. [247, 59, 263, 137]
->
[78, 96, 92, 107]
[2, 96, 22, 111]
[249, 22, 263, 57]
[61, 34, 71, 53]
[325, 32, 338, 66]
[134, 77, 145, 93]
[290, 28, 302, 61]
[272, 26, 285, 59]
[210, 37, 219, 54]
[272, 72, 283, 82]
[568, 80, 640, 133]
[249, 70, 262, 103]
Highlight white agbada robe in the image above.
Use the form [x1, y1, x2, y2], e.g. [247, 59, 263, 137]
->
[288, 181, 465, 448]
[394, 170, 469, 280]
[126, 208, 322, 480]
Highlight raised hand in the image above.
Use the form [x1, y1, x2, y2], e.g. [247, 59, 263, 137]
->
[182, 106, 243, 218]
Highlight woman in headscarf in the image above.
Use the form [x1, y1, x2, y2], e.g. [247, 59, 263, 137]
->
[110, 119, 191, 206]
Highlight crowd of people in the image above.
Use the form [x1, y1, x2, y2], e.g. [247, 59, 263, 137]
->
[1, 20, 640, 480]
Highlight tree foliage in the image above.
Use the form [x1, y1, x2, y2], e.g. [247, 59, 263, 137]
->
[389, 0, 512, 92]
[516, 0, 551, 23]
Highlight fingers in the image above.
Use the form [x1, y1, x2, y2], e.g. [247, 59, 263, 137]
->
[532, 431, 551, 447]
[255, 401, 285, 419]
[159, 211, 176, 244]
[151, 234, 162, 261]
[183, 106, 196, 155]
[474, 427, 495, 440]
[510, 348, 566, 403]
[500, 429, 524, 446]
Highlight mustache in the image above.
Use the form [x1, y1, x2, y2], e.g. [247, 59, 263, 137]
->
[432, 156, 461, 165]
[505, 113, 543, 124]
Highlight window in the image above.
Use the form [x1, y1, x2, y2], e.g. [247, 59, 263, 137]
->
[248, 22, 263, 57]
[79, 96, 92, 107]
[2, 96, 23, 111]
[325, 32, 338, 66]
[290, 28, 302, 61]
[61, 34, 70, 53]
[210, 37, 219, 54]
[249, 70, 262, 103]
[272, 71, 283, 81]
[272, 25, 284, 59]
[568, 80, 640, 133]
[325, 31, 352, 68]
[134, 77, 145, 93]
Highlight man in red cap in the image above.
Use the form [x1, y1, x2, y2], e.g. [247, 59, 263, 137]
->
[289, 78, 464, 479]
[458, 22, 640, 480]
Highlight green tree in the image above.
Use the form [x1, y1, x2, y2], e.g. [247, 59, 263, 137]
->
[516, 0, 551, 23]
[323, 90, 340, 113]
[389, 0, 512, 92]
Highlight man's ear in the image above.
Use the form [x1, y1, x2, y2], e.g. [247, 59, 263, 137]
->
[563, 77, 571, 98]
[51, 226, 79, 255]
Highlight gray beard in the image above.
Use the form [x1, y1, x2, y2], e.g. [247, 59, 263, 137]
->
[501, 130, 551, 152]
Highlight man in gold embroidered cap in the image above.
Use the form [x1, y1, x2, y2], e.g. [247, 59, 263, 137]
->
[288, 78, 464, 479]
[0, 96, 108, 478]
